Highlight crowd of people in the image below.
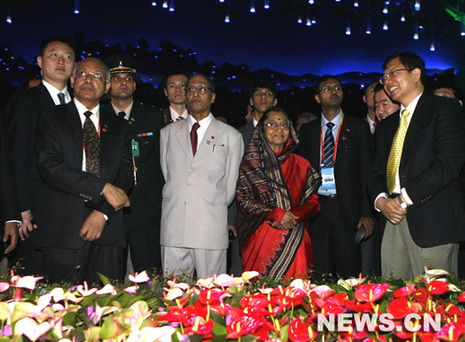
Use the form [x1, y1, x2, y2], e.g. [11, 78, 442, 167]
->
[1, 34, 464, 284]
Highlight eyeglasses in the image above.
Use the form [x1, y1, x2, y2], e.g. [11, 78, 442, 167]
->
[379, 68, 413, 84]
[319, 85, 342, 93]
[186, 85, 212, 94]
[265, 122, 290, 130]
[76, 71, 106, 80]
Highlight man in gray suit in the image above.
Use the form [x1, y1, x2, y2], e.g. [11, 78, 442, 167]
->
[160, 73, 243, 278]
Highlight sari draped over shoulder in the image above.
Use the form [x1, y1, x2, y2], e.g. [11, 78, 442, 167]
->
[236, 122, 320, 280]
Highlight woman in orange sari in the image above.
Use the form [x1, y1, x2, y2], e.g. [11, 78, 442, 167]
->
[236, 107, 320, 280]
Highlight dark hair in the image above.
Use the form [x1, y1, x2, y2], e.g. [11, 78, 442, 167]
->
[249, 80, 277, 98]
[186, 72, 215, 92]
[432, 84, 463, 101]
[364, 80, 379, 95]
[39, 35, 76, 57]
[160, 70, 189, 89]
[373, 82, 385, 95]
[383, 51, 426, 85]
[259, 106, 290, 126]
[314, 75, 343, 94]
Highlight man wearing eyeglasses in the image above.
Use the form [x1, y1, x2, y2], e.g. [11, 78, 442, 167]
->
[160, 73, 243, 279]
[102, 54, 164, 274]
[298, 75, 373, 280]
[35, 58, 133, 283]
[368, 51, 465, 279]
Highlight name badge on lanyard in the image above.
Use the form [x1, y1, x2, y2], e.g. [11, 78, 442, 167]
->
[320, 167, 336, 190]
[131, 140, 140, 157]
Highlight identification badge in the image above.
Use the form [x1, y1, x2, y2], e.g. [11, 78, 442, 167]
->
[320, 167, 336, 190]
[131, 140, 140, 157]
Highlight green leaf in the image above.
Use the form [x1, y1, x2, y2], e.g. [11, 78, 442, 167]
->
[62, 312, 77, 326]
[98, 273, 111, 286]
[280, 322, 289, 341]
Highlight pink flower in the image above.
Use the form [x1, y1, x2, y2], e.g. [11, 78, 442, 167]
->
[11, 275, 43, 290]
[128, 271, 150, 283]
[354, 283, 390, 303]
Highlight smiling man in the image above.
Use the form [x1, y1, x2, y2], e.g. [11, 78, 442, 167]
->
[368, 51, 465, 278]
[374, 82, 399, 121]
[35, 58, 133, 283]
[5, 35, 76, 275]
[160, 73, 243, 279]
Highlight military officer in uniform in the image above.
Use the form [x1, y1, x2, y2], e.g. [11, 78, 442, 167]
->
[103, 54, 164, 273]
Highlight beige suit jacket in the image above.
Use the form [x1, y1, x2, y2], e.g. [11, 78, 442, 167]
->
[160, 115, 243, 249]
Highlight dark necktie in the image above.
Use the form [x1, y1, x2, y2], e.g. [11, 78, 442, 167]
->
[322, 122, 335, 168]
[118, 111, 126, 119]
[57, 92, 66, 105]
[190, 122, 200, 156]
[83, 111, 100, 177]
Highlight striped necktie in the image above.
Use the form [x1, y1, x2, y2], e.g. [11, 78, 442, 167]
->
[386, 109, 410, 194]
[322, 122, 335, 168]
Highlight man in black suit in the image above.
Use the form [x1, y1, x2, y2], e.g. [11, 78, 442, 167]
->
[160, 71, 189, 126]
[102, 54, 164, 273]
[5, 35, 76, 274]
[299, 75, 374, 280]
[368, 51, 465, 279]
[35, 58, 133, 284]
[0, 109, 20, 256]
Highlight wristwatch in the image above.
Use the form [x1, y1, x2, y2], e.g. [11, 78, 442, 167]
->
[398, 195, 408, 209]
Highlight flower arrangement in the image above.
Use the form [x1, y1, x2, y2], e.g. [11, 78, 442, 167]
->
[1, 268, 465, 341]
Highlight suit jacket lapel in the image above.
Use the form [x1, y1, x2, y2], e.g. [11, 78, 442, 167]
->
[403, 92, 429, 152]
[197, 117, 221, 158]
[36, 83, 56, 109]
[175, 119, 193, 160]
[64, 103, 84, 168]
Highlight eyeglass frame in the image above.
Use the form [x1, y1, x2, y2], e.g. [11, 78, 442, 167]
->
[76, 70, 106, 80]
[265, 121, 290, 130]
[319, 85, 343, 93]
[379, 68, 414, 85]
[186, 85, 213, 94]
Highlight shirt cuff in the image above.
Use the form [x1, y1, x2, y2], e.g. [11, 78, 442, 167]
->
[5, 220, 21, 225]
[374, 193, 388, 212]
[401, 188, 413, 205]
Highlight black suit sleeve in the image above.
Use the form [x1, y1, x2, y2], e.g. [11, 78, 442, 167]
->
[35, 108, 107, 204]
[0, 110, 20, 222]
[94, 120, 133, 219]
[5, 92, 38, 212]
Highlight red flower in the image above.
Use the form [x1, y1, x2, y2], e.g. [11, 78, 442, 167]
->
[345, 299, 373, 313]
[388, 297, 421, 319]
[156, 305, 198, 324]
[226, 315, 265, 339]
[354, 283, 390, 303]
[198, 289, 227, 305]
[240, 293, 270, 309]
[458, 291, 465, 303]
[392, 320, 414, 340]
[288, 317, 318, 342]
[184, 317, 215, 336]
[426, 281, 449, 295]
[392, 285, 416, 299]
[435, 322, 465, 341]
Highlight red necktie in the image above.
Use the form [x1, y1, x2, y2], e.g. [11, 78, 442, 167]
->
[190, 122, 200, 156]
